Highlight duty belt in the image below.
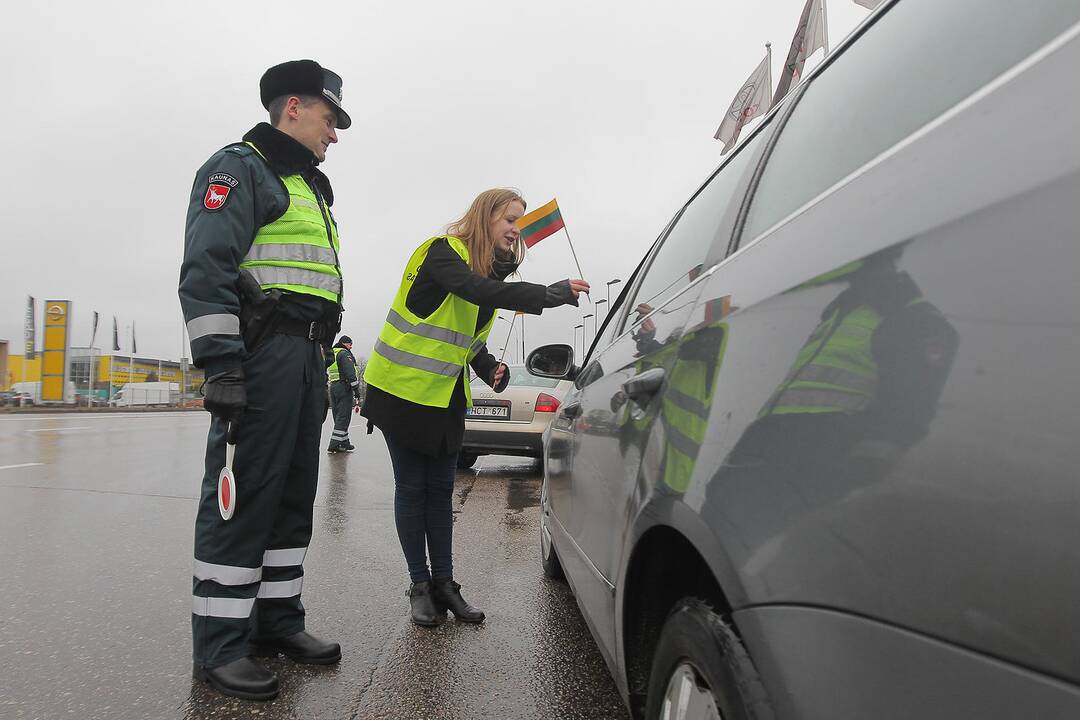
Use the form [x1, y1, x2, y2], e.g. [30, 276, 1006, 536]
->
[275, 318, 334, 343]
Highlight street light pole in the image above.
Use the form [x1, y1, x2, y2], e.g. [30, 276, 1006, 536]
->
[606, 278, 622, 307]
[594, 298, 608, 335]
[573, 324, 583, 358]
[582, 313, 594, 352]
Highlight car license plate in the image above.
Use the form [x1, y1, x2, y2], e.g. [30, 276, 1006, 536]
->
[467, 402, 510, 419]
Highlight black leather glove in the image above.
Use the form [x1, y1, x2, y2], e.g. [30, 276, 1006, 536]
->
[490, 362, 510, 392]
[544, 280, 580, 308]
[203, 368, 247, 422]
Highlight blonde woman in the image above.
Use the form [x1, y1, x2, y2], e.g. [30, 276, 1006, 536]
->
[362, 188, 588, 626]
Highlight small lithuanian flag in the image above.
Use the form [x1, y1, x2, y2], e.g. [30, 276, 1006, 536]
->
[516, 198, 565, 248]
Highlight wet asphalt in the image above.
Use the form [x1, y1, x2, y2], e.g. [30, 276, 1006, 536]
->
[0, 411, 628, 720]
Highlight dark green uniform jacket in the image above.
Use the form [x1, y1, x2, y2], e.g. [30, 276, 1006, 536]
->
[179, 122, 341, 376]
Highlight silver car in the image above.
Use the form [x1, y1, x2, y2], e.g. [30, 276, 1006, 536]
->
[529, 1, 1080, 718]
[459, 365, 572, 468]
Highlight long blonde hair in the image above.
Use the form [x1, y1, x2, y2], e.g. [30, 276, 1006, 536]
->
[445, 188, 527, 277]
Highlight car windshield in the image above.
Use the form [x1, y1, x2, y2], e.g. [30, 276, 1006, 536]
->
[471, 366, 561, 388]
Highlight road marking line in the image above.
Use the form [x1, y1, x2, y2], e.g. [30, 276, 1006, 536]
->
[0, 463, 43, 470]
[25, 426, 91, 433]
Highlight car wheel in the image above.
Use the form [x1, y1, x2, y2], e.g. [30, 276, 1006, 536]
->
[456, 451, 479, 469]
[540, 512, 565, 580]
[645, 599, 773, 720]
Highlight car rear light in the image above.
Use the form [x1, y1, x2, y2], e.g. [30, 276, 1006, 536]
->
[535, 392, 560, 413]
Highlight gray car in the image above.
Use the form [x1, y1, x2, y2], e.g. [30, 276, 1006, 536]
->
[528, 1, 1080, 718]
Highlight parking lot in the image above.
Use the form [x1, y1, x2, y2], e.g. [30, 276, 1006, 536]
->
[0, 411, 627, 720]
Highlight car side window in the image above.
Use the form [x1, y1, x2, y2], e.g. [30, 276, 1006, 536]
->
[741, 0, 1080, 244]
[624, 125, 768, 331]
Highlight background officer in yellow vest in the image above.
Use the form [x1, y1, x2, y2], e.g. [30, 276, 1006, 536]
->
[361, 188, 588, 627]
[179, 59, 350, 701]
[327, 335, 363, 452]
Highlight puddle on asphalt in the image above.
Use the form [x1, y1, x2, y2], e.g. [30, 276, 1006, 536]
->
[505, 477, 540, 514]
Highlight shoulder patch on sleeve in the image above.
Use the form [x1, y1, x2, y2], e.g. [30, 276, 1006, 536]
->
[203, 172, 239, 212]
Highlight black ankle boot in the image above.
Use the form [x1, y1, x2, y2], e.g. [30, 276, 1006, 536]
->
[432, 577, 485, 623]
[408, 581, 444, 627]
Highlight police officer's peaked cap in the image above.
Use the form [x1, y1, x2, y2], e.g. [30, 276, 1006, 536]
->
[338, 336, 353, 345]
[260, 59, 352, 130]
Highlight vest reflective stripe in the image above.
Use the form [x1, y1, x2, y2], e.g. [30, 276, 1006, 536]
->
[245, 266, 342, 295]
[244, 242, 338, 265]
[769, 388, 870, 413]
[193, 559, 261, 586]
[239, 146, 341, 303]
[187, 313, 240, 341]
[263, 546, 307, 567]
[373, 339, 461, 377]
[765, 300, 923, 417]
[665, 386, 710, 420]
[385, 308, 474, 350]
[787, 364, 878, 394]
[365, 236, 495, 408]
[192, 595, 254, 619]
[328, 347, 347, 382]
[468, 337, 487, 360]
[257, 578, 303, 599]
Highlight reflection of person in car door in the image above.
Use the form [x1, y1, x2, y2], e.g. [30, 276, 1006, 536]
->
[704, 245, 958, 530]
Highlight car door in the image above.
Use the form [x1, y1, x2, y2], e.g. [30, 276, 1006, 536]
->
[544, 121, 776, 657]
[683, 0, 1080, 712]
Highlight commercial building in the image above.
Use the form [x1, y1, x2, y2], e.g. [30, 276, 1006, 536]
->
[3, 347, 203, 403]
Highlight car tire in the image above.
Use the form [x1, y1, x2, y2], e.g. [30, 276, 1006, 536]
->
[644, 598, 773, 720]
[456, 451, 479, 469]
[540, 513, 565, 581]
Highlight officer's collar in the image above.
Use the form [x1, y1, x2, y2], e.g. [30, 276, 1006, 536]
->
[243, 123, 335, 204]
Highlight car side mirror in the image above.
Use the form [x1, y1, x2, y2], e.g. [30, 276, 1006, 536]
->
[527, 344, 576, 380]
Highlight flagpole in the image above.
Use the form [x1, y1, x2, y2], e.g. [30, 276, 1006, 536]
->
[128, 324, 134, 408]
[497, 314, 516, 365]
[87, 316, 95, 408]
[766, 42, 773, 100]
[560, 226, 589, 303]
[822, 0, 830, 54]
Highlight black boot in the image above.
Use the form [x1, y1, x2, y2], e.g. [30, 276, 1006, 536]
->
[193, 656, 279, 701]
[252, 630, 341, 665]
[344, 441, 356, 452]
[432, 577, 485, 623]
[408, 581, 444, 627]
[327, 441, 344, 453]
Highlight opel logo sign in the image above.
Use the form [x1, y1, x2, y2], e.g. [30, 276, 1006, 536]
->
[47, 303, 65, 319]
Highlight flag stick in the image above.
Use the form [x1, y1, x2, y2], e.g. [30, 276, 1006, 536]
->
[821, 0, 830, 54]
[561, 226, 589, 303]
[496, 314, 516, 365]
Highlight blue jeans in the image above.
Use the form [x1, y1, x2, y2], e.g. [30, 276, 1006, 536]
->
[385, 437, 456, 583]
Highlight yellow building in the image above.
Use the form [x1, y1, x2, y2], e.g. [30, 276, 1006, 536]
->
[4, 351, 203, 399]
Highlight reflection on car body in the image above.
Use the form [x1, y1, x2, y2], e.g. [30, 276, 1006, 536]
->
[532, 1, 1080, 717]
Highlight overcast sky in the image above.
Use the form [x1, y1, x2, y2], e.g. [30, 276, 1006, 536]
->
[2, 0, 869, 366]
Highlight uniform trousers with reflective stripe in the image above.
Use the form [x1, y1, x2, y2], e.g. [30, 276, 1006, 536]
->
[329, 381, 353, 446]
[192, 334, 329, 669]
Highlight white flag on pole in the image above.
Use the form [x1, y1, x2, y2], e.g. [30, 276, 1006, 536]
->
[714, 45, 773, 154]
[773, 0, 828, 103]
[853, 0, 882, 9]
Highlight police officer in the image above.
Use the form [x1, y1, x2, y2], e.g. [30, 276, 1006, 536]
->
[179, 59, 351, 701]
[327, 335, 363, 452]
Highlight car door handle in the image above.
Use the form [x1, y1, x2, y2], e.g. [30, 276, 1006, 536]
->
[622, 368, 666, 405]
[562, 401, 583, 419]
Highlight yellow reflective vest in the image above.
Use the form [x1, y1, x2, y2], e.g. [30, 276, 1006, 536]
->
[238, 143, 342, 303]
[364, 236, 494, 408]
